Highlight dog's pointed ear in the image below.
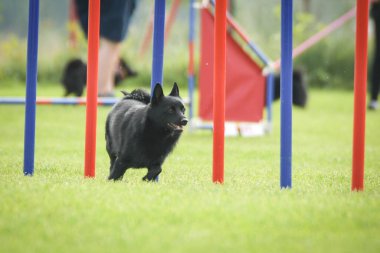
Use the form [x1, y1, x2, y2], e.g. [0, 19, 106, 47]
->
[169, 82, 180, 97]
[152, 83, 164, 104]
[120, 90, 129, 96]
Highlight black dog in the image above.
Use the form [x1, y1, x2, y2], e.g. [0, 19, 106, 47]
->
[273, 69, 308, 107]
[61, 58, 87, 97]
[61, 58, 137, 97]
[105, 83, 187, 181]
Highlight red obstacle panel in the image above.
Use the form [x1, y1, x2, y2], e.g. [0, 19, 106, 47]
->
[198, 9, 266, 122]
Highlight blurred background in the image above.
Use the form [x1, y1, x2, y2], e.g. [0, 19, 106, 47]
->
[0, 0, 368, 91]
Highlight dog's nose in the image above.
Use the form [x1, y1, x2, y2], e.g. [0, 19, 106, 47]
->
[181, 119, 188, 126]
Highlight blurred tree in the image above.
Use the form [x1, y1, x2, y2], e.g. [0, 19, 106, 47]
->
[302, 0, 311, 13]
[0, 3, 3, 23]
[0, 0, 67, 37]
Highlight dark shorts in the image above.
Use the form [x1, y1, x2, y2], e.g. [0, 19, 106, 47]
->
[371, 3, 380, 21]
[75, 0, 137, 42]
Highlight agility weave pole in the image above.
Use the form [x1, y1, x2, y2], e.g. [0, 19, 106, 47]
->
[150, 0, 166, 182]
[351, 0, 369, 191]
[84, 0, 100, 178]
[164, 0, 181, 44]
[188, 0, 195, 120]
[23, 0, 39, 176]
[0, 97, 117, 106]
[280, 0, 293, 188]
[0, 96, 190, 106]
[139, 6, 154, 56]
[139, 0, 176, 57]
[212, 0, 227, 184]
[266, 74, 275, 125]
[150, 0, 166, 93]
[68, 0, 78, 48]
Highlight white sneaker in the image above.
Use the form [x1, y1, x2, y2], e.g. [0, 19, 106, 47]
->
[368, 100, 379, 110]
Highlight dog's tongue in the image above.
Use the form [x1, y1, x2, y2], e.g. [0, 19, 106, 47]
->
[168, 123, 183, 131]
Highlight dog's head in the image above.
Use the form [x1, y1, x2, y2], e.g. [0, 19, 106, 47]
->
[148, 83, 188, 133]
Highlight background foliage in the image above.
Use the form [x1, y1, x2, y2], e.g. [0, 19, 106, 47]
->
[0, 0, 371, 89]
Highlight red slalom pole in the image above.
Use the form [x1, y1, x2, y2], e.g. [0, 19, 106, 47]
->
[68, 0, 78, 48]
[352, 0, 369, 191]
[213, 0, 227, 184]
[139, 6, 154, 57]
[164, 0, 181, 44]
[84, 0, 100, 178]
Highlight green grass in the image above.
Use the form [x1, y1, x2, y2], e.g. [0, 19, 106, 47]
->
[0, 81, 379, 253]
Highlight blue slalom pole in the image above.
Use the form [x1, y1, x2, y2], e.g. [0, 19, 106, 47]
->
[266, 73, 274, 125]
[280, 0, 293, 188]
[150, 0, 166, 94]
[188, 0, 195, 120]
[188, 74, 195, 120]
[23, 0, 40, 176]
[150, 0, 166, 181]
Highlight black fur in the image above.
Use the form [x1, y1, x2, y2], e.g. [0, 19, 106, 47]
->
[61, 58, 138, 97]
[119, 89, 151, 104]
[61, 59, 87, 97]
[105, 83, 187, 181]
[273, 69, 308, 108]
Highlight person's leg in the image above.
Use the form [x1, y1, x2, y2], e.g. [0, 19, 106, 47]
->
[369, 17, 380, 109]
[98, 38, 121, 96]
[372, 23, 380, 100]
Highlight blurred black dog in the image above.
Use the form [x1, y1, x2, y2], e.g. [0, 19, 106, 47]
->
[61, 59, 87, 97]
[105, 83, 187, 181]
[274, 69, 308, 108]
[61, 58, 137, 97]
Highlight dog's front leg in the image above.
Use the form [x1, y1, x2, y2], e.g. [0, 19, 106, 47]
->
[143, 165, 162, 181]
[108, 158, 129, 180]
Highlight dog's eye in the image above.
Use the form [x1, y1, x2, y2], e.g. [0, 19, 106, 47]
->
[181, 106, 185, 113]
[168, 106, 175, 113]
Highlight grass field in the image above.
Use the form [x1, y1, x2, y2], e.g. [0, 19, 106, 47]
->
[0, 81, 379, 253]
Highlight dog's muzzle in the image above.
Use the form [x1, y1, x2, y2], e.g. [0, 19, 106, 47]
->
[168, 118, 188, 132]
[180, 119, 188, 126]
